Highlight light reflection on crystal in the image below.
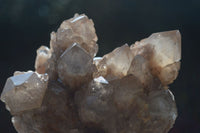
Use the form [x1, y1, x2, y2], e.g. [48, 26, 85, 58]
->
[1, 14, 181, 133]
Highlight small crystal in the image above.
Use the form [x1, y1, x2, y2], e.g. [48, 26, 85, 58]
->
[35, 46, 51, 74]
[93, 57, 103, 66]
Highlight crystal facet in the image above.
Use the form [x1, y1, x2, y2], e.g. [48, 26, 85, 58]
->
[57, 43, 95, 88]
[1, 71, 48, 114]
[50, 14, 98, 58]
[1, 14, 181, 133]
[96, 44, 134, 80]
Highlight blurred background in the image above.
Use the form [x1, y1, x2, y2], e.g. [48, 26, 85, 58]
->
[0, 0, 200, 133]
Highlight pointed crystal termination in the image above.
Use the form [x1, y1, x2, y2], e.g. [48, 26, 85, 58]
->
[50, 14, 98, 58]
[57, 43, 96, 88]
[47, 14, 98, 81]
[1, 71, 48, 115]
[95, 44, 134, 80]
[134, 30, 181, 67]
[35, 46, 51, 74]
[131, 30, 181, 85]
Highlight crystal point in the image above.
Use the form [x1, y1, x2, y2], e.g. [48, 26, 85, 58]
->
[1, 71, 48, 114]
[35, 46, 51, 74]
[143, 30, 181, 67]
[57, 43, 95, 88]
[96, 44, 134, 80]
[50, 14, 98, 58]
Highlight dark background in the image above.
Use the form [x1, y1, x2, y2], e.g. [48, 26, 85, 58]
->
[0, 0, 200, 133]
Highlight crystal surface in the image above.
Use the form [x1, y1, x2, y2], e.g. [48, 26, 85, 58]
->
[1, 71, 48, 115]
[95, 44, 134, 80]
[1, 14, 181, 133]
[35, 46, 51, 74]
[57, 43, 95, 88]
[50, 13, 98, 58]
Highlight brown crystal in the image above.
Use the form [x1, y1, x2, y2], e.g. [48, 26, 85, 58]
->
[57, 43, 96, 88]
[1, 14, 181, 133]
[50, 13, 98, 58]
[130, 30, 181, 85]
[95, 44, 134, 80]
[1, 71, 48, 115]
[35, 46, 51, 74]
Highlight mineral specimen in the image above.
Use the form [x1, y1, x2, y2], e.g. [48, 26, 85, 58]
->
[1, 14, 181, 133]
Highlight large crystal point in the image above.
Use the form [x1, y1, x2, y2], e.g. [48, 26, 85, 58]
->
[1, 71, 48, 114]
[137, 30, 181, 67]
[50, 14, 98, 58]
[131, 30, 181, 85]
[57, 43, 95, 88]
[128, 55, 153, 86]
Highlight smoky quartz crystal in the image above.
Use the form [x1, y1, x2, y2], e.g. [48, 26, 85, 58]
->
[1, 14, 181, 133]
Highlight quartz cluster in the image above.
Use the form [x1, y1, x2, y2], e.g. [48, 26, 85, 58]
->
[1, 14, 181, 133]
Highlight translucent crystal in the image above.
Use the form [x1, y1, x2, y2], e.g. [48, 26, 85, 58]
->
[93, 57, 102, 66]
[35, 46, 51, 74]
[158, 62, 181, 85]
[1, 71, 48, 114]
[96, 44, 134, 80]
[131, 30, 181, 85]
[1, 14, 181, 133]
[128, 55, 153, 86]
[133, 30, 181, 67]
[50, 14, 98, 58]
[57, 43, 95, 88]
